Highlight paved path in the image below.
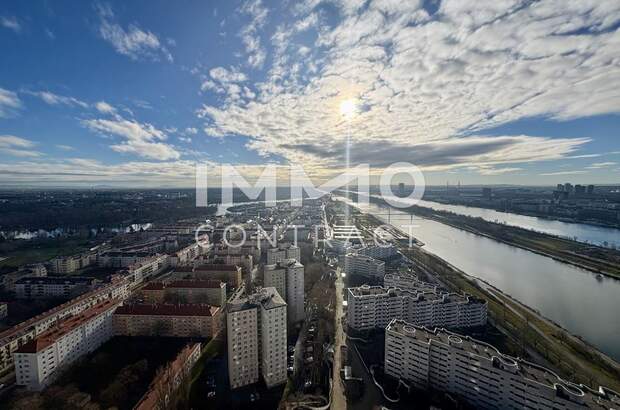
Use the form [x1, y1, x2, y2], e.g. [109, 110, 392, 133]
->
[331, 267, 347, 410]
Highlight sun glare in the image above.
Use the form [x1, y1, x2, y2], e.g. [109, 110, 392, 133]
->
[339, 98, 357, 118]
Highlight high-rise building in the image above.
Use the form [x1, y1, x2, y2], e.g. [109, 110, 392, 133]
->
[384, 320, 619, 409]
[227, 287, 287, 389]
[347, 285, 487, 331]
[264, 260, 305, 324]
[266, 243, 300, 265]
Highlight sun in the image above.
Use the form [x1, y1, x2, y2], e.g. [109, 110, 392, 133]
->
[339, 98, 357, 118]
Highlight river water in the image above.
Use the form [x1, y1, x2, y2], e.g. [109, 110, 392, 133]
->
[336, 196, 620, 361]
[413, 198, 619, 248]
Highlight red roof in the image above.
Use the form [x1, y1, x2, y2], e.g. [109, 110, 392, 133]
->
[15, 299, 120, 354]
[114, 303, 217, 317]
[168, 280, 223, 289]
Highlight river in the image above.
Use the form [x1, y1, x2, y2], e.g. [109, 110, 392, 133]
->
[409, 197, 619, 248]
[336, 196, 620, 361]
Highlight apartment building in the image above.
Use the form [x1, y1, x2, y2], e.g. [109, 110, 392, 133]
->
[141, 280, 226, 307]
[384, 320, 620, 409]
[50, 253, 95, 274]
[172, 264, 243, 288]
[134, 343, 201, 410]
[124, 254, 170, 287]
[347, 285, 487, 331]
[343, 254, 385, 279]
[1, 264, 47, 291]
[264, 259, 305, 324]
[351, 243, 399, 260]
[0, 302, 7, 320]
[383, 273, 438, 293]
[266, 243, 300, 265]
[212, 253, 254, 273]
[15, 276, 97, 299]
[227, 287, 287, 389]
[0, 277, 130, 372]
[113, 304, 222, 338]
[170, 242, 204, 267]
[98, 251, 154, 268]
[13, 299, 120, 391]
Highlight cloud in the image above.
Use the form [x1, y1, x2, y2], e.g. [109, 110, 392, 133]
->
[96, 3, 173, 62]
[82, 116, 180, 160]
[0, 135, 42, 157]
[197, 0, 620, 180]
[0, 88, 22, 118]
[1, 16, 21, 33]
[541, 170, 589, 176]
[587, 161, 617, 169]
[56, 144, 75, 151]
[239, 0, 269, 68]
[28, 91, 88, 108]
[95, 101, 116, 114]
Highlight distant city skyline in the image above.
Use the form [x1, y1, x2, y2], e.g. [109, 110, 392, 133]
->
[1, 0, 619, 187]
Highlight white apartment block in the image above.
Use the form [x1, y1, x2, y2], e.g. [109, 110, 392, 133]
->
[171, 243, 204, 267]
[13, 299, 120, 391]
[352, 243, 398, 260]
[51, 253, 95, 274]
[347, 285, 487, 331]
[264, 259, 305, 324]
[343, 254, 385, 279]
[383, 273, 438, 293]
[125, 254, 170, 287]
[266, 243, 300, 265]
[0, 277, 130, 372]
[227, 287, 287, 389]
[384, 320, 620, 409]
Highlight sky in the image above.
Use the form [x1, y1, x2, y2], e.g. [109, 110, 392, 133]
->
[0, 0, 619, 188]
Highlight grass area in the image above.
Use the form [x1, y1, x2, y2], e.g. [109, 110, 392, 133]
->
[341, 203, 620, 393]
[0, 238, 92, 269]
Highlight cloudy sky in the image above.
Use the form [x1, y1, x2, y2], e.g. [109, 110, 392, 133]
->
[0, 0, 619, 187]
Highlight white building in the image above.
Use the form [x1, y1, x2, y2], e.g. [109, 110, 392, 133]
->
[266, 243, 300, 265]
[264, 260, 305, 324]
[383, 273, 438, 293]
[0, 277, 130, 373]
[352, 243, 398, 260]
[347, 285, 487, 331]
[51, 254, 94, 274]
[13, 299, 120, 391]
[343, 254, 385, 279]
[227, 287, 287, 389]
[384, 320, 620, 409]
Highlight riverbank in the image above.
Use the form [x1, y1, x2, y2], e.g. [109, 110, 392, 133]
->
[338, 200, 620, 393]
[369, 196, 620, 279]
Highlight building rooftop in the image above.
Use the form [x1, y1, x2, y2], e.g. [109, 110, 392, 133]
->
[0, 277, 127, 342]
[114, 303, 218, 317]
[228, 287, 286, 313]
[194, 264, 239, 272]
[15, 299, 120, 354]
[386, 320, 620, 407]
[168, 280, 224, 289]
[348, 285, 482, 305]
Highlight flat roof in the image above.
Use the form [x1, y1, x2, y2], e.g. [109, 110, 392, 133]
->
[114, 303, 218, 317]
[386, 320, 620, 407]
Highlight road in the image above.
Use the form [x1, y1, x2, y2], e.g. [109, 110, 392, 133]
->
[331, 266, 347, 410]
